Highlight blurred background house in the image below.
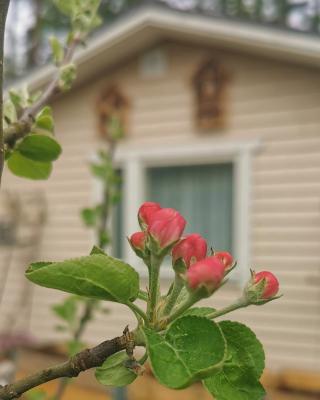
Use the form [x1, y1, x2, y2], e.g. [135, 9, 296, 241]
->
[2, 0, 320, 398]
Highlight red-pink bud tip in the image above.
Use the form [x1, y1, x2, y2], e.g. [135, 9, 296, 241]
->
[138, 202, 161, 229]
[172, 234, 207, 269]
[254, 271, 279, 299]
[148, 208, 186, 249]
[186, 256, 225, 293]
[130, 231, 146, 251]
[215, 251, 234, 271]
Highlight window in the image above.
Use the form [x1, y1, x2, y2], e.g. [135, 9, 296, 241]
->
[146, 163, 233, 252]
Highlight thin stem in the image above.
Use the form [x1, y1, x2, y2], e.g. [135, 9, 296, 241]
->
[147, 253, 162, 324]
[162, 274, 184, 316]
[207, 298, 250, 319]
[137, 290, 148, 302]
[126, 302, 148, 325]
[165, 292, 200, 325]
[0, 0, 10, 185]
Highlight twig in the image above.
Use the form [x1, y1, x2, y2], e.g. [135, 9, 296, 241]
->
[0, 0, 11, 184]
[0, 330, 132, 400]
[3, 34, 81, 150]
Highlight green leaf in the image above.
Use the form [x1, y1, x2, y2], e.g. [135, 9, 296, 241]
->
[81, 207, 97, 227]
[95, 351, 137, 387]
[3, 99, 17, 124]
[52, 297, 77, 324]
[90, 246, 106, 255]
[144, 316, 226, 389]
[204, 321, 265, 400]
[182, 307, 216, 318]
[34, 115, 54, 134]
[17, 134, 62, 162]
[26, 254, 139, 303]
[7, 152, 52, 180]
[49, 36, 64, 64]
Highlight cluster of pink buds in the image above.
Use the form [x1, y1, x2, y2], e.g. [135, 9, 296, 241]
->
[129, 202, 186, 256]
[130, 202, 280, 303]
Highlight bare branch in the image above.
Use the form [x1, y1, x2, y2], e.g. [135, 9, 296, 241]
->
[0, 330, 132, 400]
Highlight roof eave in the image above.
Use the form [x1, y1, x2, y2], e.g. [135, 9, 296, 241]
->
[14, 6, 320, 92]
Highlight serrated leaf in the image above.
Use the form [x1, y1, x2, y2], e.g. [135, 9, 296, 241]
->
[90, 246, 106, 255]
[182, 307, 216, 318]
[144, 316, 226, 389]
[95, 351, 137, 387]
[17, 134, 62, 162]
[204, 321, 265, 400]
[7, 152, 52, 180]
[26, 254, 139, 303]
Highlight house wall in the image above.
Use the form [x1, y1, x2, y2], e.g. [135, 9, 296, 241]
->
[2, 41, 320, 372]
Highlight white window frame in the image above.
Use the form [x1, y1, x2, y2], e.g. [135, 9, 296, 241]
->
[98, 138, 259, 285]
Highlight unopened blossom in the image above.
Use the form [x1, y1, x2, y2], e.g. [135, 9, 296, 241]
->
[172, 234, 207, 269]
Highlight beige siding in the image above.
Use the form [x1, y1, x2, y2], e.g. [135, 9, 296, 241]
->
[1, 41, 320, 371]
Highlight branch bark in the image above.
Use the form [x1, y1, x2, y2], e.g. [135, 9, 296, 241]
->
[0, 331, 131, 400]
[0, 0, 10, 184]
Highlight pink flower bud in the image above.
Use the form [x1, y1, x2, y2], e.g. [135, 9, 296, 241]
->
[138, 202, 161, 229]
[130, 231, 146, 251]
[148, 208, 186, 249]
[215, 251, 234, 271]
[172, 234, 207, 269]
[254, 271, 279, 299]
[186, 256, 225, 294]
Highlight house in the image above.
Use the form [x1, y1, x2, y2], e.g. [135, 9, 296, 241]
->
[2, 2, 320, 373]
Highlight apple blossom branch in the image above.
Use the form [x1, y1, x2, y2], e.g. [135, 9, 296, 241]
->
[3, 34, 81, 152]
[0, 329, 132, 400]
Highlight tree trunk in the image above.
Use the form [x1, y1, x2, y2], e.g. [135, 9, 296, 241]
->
[0, 0, 10, 185]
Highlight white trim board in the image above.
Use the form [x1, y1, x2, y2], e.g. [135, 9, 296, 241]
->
[107, 138, 260, 283]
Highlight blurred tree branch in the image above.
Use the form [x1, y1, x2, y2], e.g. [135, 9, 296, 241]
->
[0, 329, 133, 400]
[0, 0, 10, 184]
[3, 33, 80, 151]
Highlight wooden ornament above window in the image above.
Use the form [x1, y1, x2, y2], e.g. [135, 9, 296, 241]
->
[96, 85, 129, 140]
[192, 58, 229, 131]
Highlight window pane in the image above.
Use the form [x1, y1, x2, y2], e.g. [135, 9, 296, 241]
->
[146, 163, 233, 252]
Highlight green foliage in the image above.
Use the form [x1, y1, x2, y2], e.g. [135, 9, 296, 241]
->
[54, 0, 102, 33]
[144, 316, 226, 389]
[26, 254, 140, 303]
[95, 351, 137, 387]
[5, 104, 62, 180]
[203, 321, 265, 400]
[52, 296, 78, 326]
[49, 36, 64, 65]
[17, 134, 62, 162]
[81, 206, 102, 227]
[25, 390, 49, 400]
[67, 339, 85, 356]
[59, 63, 77, 92]
[7, 152, 52, 180]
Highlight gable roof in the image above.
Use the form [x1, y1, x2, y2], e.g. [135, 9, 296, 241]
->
[20, 3, 320, 92]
